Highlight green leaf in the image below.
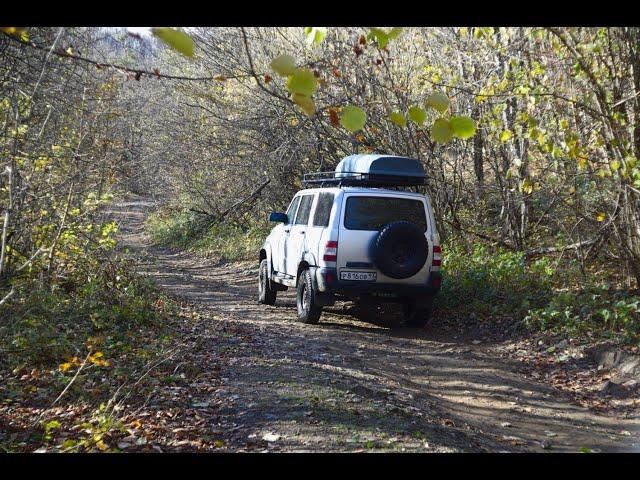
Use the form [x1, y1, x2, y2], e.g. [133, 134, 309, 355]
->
[610, 160, 620, 171]
[408, 106, 427, 125]
[389, 111, 407, 127]
[425, 92, 450, 114]
[270, 55, 297, 77]
[286, 69, 317, 96]
[151, 28, 195, 58]
[304, 27, 327, 45]
[340, 106, 367, 132]
[431, 118, 453, 144]
[292, 93, 316, 117]
[44, 420, 61, 433]
[369, 28, 389, 49]
[450, 116, 476, 139]
[387, 27, 404, 40]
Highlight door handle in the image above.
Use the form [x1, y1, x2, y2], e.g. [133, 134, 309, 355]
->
[299, 230, 305, 234]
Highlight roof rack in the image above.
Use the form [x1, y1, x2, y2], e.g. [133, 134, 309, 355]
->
[302, 171, 426, 188]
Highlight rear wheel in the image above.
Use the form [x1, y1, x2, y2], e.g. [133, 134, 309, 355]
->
[355, 300, 380, 322]
[402, 299, 433, 327]
[356, 298, 403, 328]
[296, 269, 322, 324]
[258, 259, 277, 305]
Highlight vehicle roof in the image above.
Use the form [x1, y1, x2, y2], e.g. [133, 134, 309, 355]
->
[294, 186, 427, 198]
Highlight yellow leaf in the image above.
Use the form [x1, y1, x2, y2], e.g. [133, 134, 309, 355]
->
[59, 362, 73, 373]
[96, 439, 109, 451]
[500, 130, 513, 142]
[596, 212, 606, 222]
[291, 93, 315, 117]
[130, 420, 142, 429]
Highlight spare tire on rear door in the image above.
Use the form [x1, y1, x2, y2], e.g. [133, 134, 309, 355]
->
[370, 221, 428, 279]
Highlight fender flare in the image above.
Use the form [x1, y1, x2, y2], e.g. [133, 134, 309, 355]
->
[302, 251, 317, 269]
[261, 243, 274, 280]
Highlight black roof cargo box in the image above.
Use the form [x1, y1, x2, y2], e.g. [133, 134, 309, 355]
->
[303, 154, 426, 188]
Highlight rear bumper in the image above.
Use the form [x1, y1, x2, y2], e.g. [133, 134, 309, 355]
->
[312, 267, 441, 300]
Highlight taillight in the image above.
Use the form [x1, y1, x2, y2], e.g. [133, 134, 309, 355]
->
[432, 245, 442, 267]
[323, 241, 338, 262]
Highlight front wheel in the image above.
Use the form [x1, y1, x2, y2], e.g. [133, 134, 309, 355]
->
[296, 269, 322, 324]
[258, 259, 277, 305]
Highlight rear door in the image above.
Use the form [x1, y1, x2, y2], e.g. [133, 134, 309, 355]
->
[285, 194, 315, 277]
[337, 193, 431, 284]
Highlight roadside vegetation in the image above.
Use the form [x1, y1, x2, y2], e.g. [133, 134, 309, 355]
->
[145, 209, 271, 262]
[1, 26, 640, 451]
[438, 241, 640, 344]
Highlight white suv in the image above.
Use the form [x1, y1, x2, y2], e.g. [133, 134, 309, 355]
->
[258, 154, 442, 326]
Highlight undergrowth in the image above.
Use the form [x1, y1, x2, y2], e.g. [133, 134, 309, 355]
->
[0, 217, 176, 452]
[436, 242, 640, 345]
[145, 209, 271, 262]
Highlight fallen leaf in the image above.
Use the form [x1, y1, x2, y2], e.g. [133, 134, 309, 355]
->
[262, 433, 280, 442]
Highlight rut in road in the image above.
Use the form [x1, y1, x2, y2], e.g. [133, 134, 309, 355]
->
[109, 196, 640, 452]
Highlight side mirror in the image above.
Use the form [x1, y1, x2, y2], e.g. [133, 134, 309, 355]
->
[269, 212, 288, 223]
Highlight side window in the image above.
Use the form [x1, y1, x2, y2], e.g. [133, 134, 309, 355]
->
[295, 195, 314, 225]
[312, 192, 334, 227]
[286, 196, 301, 225]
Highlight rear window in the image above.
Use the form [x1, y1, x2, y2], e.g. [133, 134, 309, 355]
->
[312, 192, 334, 227]
[344, 196, 427, 231]
[295, 195, 314, 225]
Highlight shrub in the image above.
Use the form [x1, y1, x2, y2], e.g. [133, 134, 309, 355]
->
[525, 284, 640, 344]
[436, 242, 555, 316]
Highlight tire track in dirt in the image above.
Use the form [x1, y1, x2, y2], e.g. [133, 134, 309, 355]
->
[109, 196, 640, 452]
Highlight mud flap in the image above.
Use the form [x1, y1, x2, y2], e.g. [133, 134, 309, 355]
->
[310, 266, 336, 306]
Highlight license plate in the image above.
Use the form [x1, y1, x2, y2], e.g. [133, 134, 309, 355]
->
[340, 270, 377, 281]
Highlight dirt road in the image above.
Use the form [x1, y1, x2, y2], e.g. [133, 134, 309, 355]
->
[109, 197, 640, 452]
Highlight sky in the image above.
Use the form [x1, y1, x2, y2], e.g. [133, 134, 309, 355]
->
[126, 27, 152, 36]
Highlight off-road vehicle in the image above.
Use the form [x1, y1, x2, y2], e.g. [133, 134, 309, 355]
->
[258, 154, 442, 326]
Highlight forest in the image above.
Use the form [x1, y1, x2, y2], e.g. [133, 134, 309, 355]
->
[1, 26, 639, 453]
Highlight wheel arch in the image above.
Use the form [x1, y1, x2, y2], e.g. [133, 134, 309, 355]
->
[260, 245, 273, 279]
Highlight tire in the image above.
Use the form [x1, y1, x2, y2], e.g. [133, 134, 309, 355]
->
[402, 299, 433, 327]
[355, 298, 403, 328]
[355, 299, 380, 322]
[296, 269, 322, 324]
[371, 221, 428, 279]
[258, 259, 277, 305]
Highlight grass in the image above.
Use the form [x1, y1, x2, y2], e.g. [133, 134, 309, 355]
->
[145, 209, 272, 262]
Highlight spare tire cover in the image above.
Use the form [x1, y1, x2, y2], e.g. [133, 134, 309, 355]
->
[370, 221, 428, 279]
